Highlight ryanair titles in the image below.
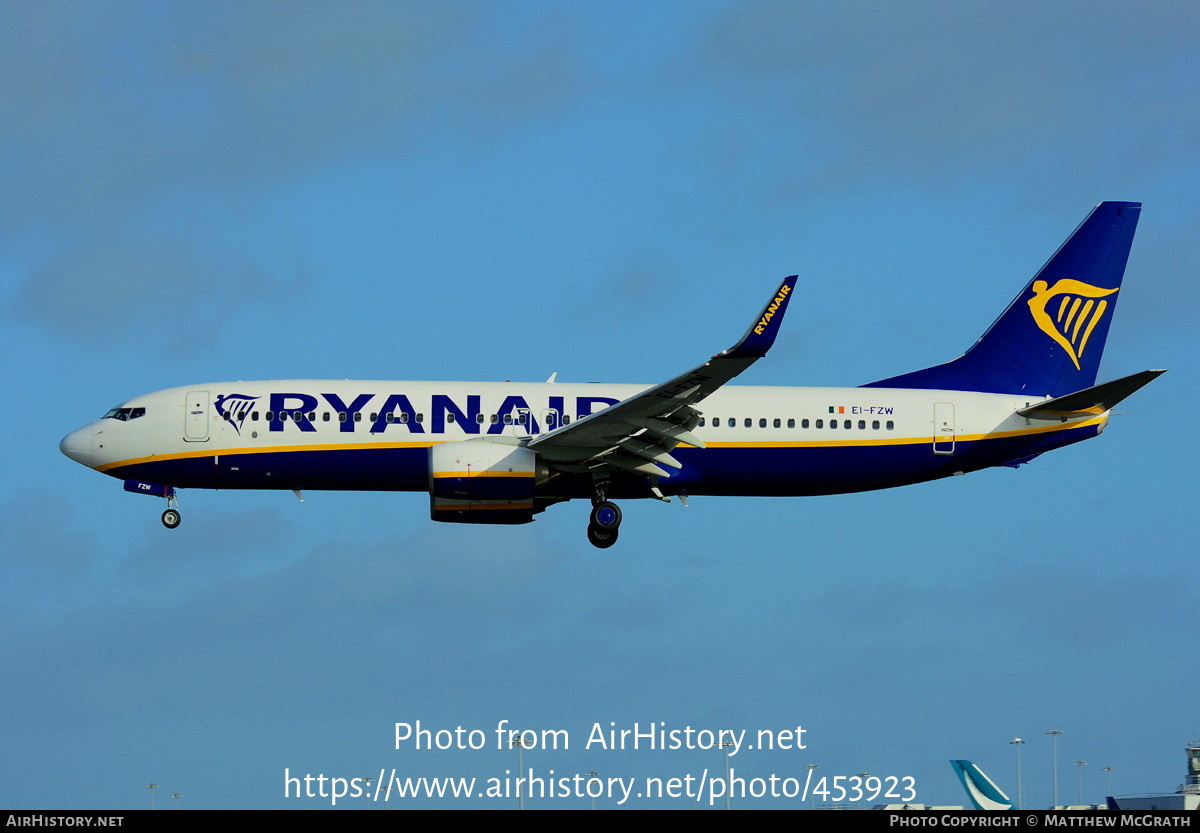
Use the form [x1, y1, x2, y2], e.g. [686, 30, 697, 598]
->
[216, 391, 622, 436]
[753, 282, 792, 335]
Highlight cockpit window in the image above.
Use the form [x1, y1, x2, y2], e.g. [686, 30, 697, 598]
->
[103, 407, 146, 421]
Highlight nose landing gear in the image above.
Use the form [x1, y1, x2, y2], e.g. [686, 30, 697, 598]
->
[161, 493, 181, 529]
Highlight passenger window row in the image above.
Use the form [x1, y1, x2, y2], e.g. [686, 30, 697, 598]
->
[215, 409, 574, 426]
[213, 406, 894, 432]
[698, 416, 895, 431]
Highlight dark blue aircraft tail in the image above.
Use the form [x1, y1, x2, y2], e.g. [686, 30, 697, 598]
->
[863, 202, 1141, 397]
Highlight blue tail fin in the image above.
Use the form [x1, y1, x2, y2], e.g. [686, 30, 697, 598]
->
[864, 202, 1141, 397]
[950, 760, 1015, 811]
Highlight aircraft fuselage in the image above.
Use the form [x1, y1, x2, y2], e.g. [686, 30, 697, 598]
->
[61, 380, 1102, 500]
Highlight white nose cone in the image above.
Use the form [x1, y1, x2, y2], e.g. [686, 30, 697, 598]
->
[60, 425, 94, 467]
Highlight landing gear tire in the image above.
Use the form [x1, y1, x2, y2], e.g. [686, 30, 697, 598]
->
[589, 500, 622, 530]
[587, 524, 618, 549]
[161, 509, 181, 529]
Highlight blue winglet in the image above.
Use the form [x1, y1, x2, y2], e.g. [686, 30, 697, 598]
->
[721, 276, 798, 359]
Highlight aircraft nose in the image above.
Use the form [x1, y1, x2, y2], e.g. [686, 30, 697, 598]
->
[59, 425, 94, 467]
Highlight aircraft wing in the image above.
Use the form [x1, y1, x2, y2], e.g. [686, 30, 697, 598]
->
[528, 276, 797, 478]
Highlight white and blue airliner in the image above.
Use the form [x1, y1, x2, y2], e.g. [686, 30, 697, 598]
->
[61, 202, 1162, 547]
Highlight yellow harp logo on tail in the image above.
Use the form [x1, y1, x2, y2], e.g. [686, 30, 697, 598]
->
[1027, 279, 1119, 371]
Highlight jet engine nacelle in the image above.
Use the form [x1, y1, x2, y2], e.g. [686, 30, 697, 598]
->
[428, 437, 548, 524]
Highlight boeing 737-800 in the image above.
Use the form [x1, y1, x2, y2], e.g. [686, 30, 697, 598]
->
[60, 202, 1162, 547]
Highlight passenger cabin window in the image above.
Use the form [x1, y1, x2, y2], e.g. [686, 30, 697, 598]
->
[744, 418, 752, 428]
[872, 420, 880, 429]
[787, 418, 795, 428]
[727, 418, 735, 428]
[759, 418, 767, 428]
[886, 420, 895, 430]
[773, 418, 781, 428]
[815, 419, 823, 428]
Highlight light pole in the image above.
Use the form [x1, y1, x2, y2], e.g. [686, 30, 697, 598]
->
[806, 765, 819, 810]
[1045, 730, 1065, 807]
[145, 783, 158, 810]
[721, 741, 735, 810]
[1010, 738, 1026, 810]
[512, 734, 526, 810]
[1102, 766, 1114, 798]
[170, 793, 182, 809]
[585, 771, 600, 811]
[1073, 761, 1087, 805]
[363, 776, 374, 809]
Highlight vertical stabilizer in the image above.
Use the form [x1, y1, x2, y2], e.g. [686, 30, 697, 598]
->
[950, 760, 1015, 811]
[864, 202, 1141, 398]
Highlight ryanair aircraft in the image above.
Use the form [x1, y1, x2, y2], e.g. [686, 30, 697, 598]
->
[61, 202, 1161, 548]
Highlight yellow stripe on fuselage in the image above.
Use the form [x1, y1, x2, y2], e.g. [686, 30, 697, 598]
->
[431, 471, 534, 479]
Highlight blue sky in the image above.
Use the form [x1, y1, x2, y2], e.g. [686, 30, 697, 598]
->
[2, 0, 1197, 810]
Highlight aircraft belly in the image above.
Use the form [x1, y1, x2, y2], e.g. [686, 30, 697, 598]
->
[109, 446, 432, 491]
[675, 422, 1100, 496]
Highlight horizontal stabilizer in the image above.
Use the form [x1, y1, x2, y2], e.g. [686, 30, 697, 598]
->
[1018, 369, 1165, 420]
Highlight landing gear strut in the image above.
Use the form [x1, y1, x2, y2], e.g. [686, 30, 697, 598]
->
[586, 486, 622, 548]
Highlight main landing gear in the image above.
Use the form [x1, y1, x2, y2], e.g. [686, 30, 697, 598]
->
[586, 489, 622, 549]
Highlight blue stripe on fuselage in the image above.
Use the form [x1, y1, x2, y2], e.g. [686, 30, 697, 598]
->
[102, 422, 1100, 498]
